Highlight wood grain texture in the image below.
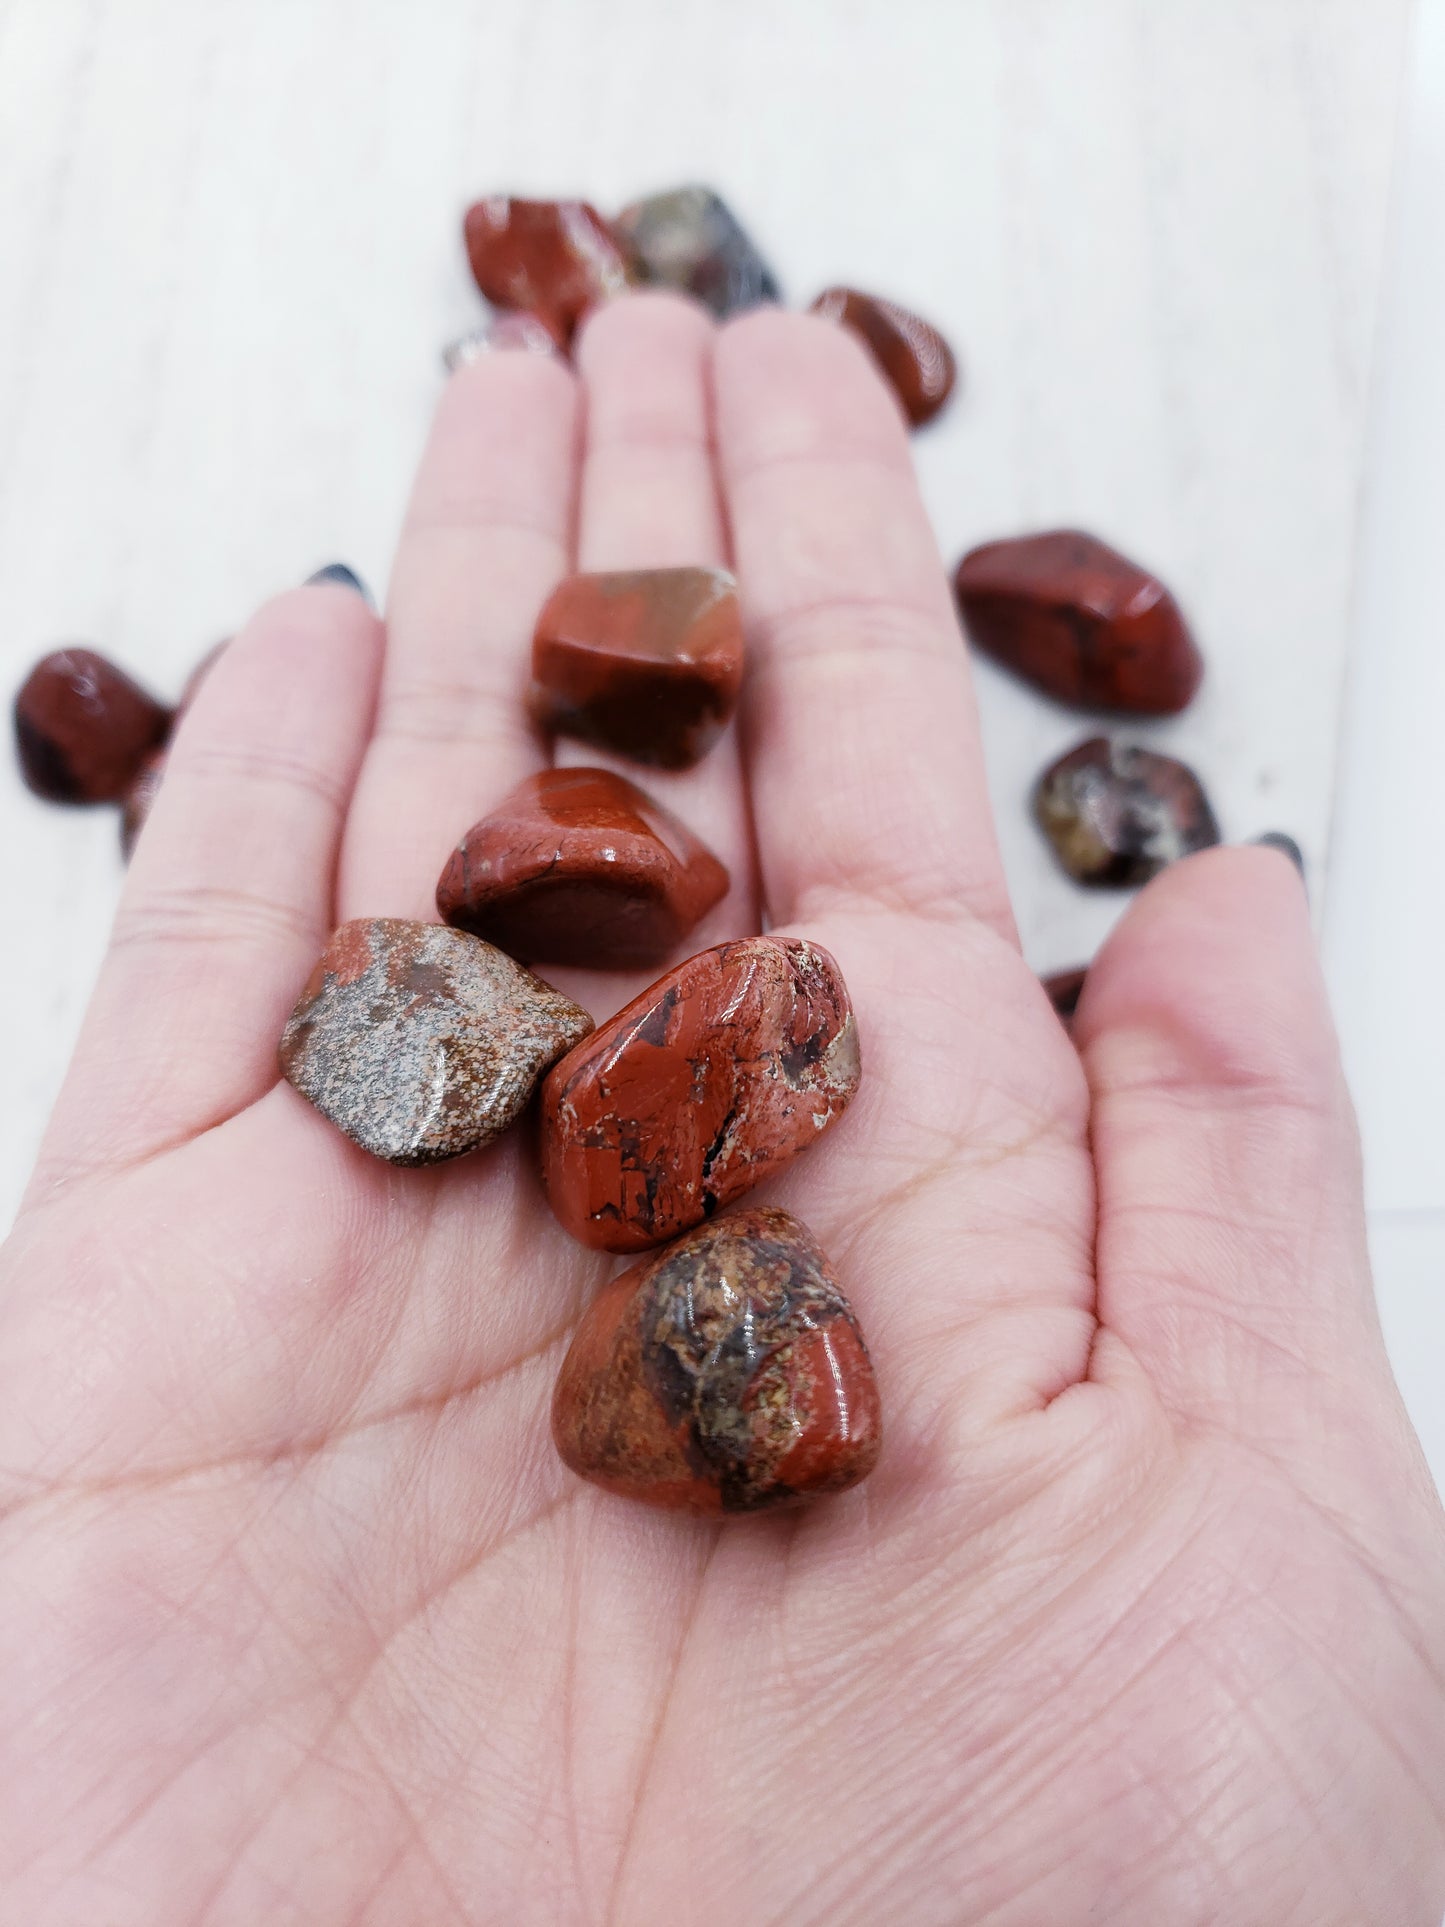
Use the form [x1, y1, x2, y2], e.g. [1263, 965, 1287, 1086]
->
[0, 0, 1411, 1227]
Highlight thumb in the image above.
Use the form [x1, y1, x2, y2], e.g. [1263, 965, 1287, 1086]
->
[1074, 844, 1377, 1435]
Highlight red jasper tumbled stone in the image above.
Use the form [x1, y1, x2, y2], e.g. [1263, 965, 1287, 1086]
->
[530, 566, 744, 770]
[956, 530, 1203, 716]
[809, 286, 958, 427]
[13, 648, 172, 803]
[436, 766, 729, 970]
[462, 197, 634, 347]
[551, 1206, 881, 1514]
[541, 935, 860, 1254]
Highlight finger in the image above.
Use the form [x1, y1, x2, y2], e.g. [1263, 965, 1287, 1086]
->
[338, 347, 579, 921]
[1076, 845, 1376, 1429]
[714, 307, 1014, 938]
[563, 291, 758, 953]
[28, 586, 382, 1195]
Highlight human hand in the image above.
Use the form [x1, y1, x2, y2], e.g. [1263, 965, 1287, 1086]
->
[2, 293, 1442, 1925]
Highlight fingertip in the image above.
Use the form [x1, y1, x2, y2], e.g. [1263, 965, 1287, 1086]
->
[573, 287, 717, 373]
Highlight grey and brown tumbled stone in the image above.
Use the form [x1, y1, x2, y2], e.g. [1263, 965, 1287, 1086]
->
[1034, 736, 1220, 887]
[279, 918, 594, 1164]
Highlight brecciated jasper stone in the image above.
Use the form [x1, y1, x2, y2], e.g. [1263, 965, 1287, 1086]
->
[551, 1207, 881, 1514]
[530, 567, 744, 770]
[463, 197, 634, 346]
[13, 649, 172, 803]
[542, 936, 860, 1253]
[956, 530, 1203, 715]
[280, 919, 593, 1165]
[120, 748, 167, 860]
[612, 186, 781, 318]
[1034, 737, 1220, 887]
[809, 287, 957, 428]
[436, 766, 729, 970]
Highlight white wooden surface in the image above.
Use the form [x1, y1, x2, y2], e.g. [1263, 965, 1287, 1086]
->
[0, 0, 1417, 1393]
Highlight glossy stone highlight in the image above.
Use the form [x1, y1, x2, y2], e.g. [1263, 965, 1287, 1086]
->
[14, 649, 172, 804]
[437, 766, 729, 970]
[613, 186, 781, 318]
[956, 530, 1203, 715]
[809, 286, 957, 427]
[120, 748, 167, 860]
[1034, 737, 1221, 887]
[463, 197, 634, 346]
[530, 566, 744, 770]
[551, 1207, 881, 1514]
[280, 919, 593, 1165]
[542, 935, 860, 1253]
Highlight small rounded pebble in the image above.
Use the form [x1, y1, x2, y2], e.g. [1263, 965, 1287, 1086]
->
[1034, 737, 1221, 887]
[552, 1206, 881, 1514]
[463, 196, 634, 347]
[13, 648, 172, 804]
[613, 186, 781, 318]
[809, 286, 957, 427]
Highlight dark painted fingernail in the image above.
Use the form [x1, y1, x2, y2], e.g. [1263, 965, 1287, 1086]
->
[441, 314, 560, 374]
[305, 563, 373, 607]
[1252, 831, 1305, 875]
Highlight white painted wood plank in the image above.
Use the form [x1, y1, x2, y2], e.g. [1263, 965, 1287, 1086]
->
[0, 0, 1409, 1225]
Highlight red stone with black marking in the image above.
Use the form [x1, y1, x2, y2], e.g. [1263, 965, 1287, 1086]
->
[462, 197, 634, 347]
[551, 1207, 881, 1514]
[809, 286, 957, 427]
[14, 649, 172, 803]
[541, 936, 860, 1253]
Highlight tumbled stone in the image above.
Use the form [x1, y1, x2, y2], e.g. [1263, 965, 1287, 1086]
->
[120, 748, 167, 860]
[463, 197, 634, 346]
[442, 312, 558, 373]
[1034, 737, 1220, 887]
[612, 186, 780, 318]
[552, 1206, 880, 1513]
[542, 935, 860, 1253]
[1042, 967, 1088, 1031]
[809, 286, 957, 427]
[280, 918, 593, 1165]
[956, 530, 1204, 715]
[530, 566, 744, 770]
[13, 648, 172, 804]
[437, 766, 729, 970]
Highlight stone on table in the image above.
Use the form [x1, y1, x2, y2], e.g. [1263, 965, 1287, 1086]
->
[120, 748, 167, 860]
[541, 935, 860, 1253]
[280, 918, 593, 1165]
[1034, 737, 1220, 887]
[463, 197, 634, 347]
[612, 186, 781, 318]
[809, 286, 957, 427]
[955, 530, 1203, 715]
[551, 1206, 881, 1514]
[437, 766, 729, 970]
[13, 648, 172, 803]
[530, 566, 744, 770]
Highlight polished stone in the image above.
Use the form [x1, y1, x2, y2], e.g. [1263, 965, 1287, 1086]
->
[463, 196, 634, 346]
[612, 186, 780, 318]
[1034, 737, 1221, 886]
[551, 1207, 881, 1513]
[437, 766, 729, 970]
[119, 748, 167, 860]
[956, 530, 1204, 715]
[542, 935, 860, 1253]
[280, 918, 593, 1165]
[13, 648, 172, 803]
[809, 286, 957, 427]
[530, 566, 744, 770]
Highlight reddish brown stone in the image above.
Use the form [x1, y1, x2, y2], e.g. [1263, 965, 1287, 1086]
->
[551, 1206, 881, 1514]
[436, 766, 729, 970]
[1034, 737, 1220, 887]
[809, 286, 957, 427]
[13, 649, 172, 804]
[280, 918, 593, 1165]
[120, 748, 167, 860]
[541, 935, 860, 1254]
[1042, 966, 1088, 1031]
[955, 530, 1203, 715]
[530, 567, 744, 770]
[462, 197, 634, 347]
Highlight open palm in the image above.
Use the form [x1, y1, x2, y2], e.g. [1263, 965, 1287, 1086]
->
[2, 296, 1443, 1926]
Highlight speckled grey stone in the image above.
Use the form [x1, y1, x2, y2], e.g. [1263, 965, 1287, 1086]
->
[279, 918, 593, 1164]
[1034, 736, 1220, 887]
[613, 187, 781, 318]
